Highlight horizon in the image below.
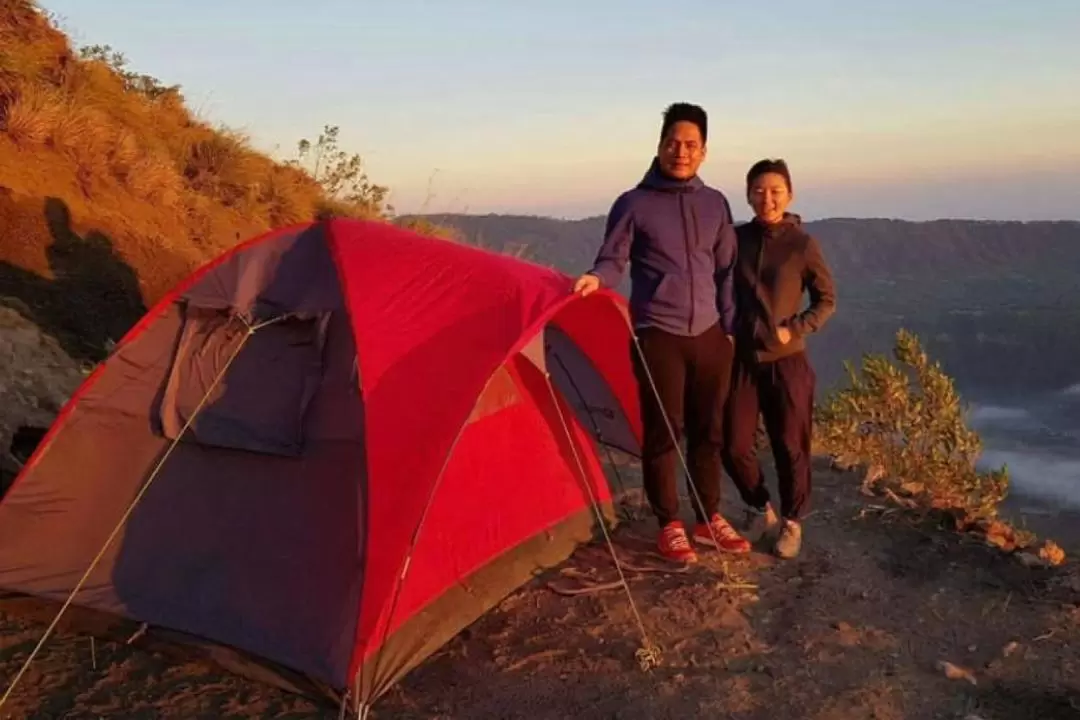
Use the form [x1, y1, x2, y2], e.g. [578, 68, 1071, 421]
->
[402, 210, 1080, 225]
[39, 0, 1080, 222]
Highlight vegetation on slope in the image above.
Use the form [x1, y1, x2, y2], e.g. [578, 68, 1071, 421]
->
[0, 1, 389, 234]
[815, 328, 1066, 566]
[0, 0, 422, 359]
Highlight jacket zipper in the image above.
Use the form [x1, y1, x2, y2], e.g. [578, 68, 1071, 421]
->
[753, 226, 767, 349]
[679, 193, 694, 333]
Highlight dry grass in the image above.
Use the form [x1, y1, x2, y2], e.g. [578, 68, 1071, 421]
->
[0, 0, 387, 311]
[0, 0, 468, 370]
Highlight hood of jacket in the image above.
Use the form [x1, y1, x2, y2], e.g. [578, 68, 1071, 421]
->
[637, 157, 705, 193]
[752, 212, 803, 237]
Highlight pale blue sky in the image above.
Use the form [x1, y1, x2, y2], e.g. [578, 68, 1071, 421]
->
[42, 1, 1080, 220]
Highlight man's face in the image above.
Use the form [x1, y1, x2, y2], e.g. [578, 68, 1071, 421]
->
[657, 121, 706, 180]
[747, 172, 792, 224]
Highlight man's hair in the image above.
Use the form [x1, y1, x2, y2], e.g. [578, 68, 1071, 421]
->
[660, 103, 707, 144]
[746, 158, 793, 192]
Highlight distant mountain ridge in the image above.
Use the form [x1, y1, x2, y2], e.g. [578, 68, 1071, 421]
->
[402, 213, 1080, 398]
[403, 213, 1080, 286]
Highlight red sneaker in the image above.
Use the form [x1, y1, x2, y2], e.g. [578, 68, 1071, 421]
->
[693, 514, 751, 554]
[657, 521, 698, 563]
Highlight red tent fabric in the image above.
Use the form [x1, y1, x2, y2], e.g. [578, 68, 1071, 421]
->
[0, 219, 642, 709]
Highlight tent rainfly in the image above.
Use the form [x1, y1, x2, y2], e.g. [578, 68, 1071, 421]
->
[0, 218, 646, 713]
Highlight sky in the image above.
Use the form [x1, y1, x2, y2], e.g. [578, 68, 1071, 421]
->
[40, 0, 1080, 221]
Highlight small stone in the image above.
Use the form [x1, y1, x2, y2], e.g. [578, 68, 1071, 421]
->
[937, 659, 977, 685]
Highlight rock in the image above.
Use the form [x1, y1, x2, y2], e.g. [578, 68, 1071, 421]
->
[1003, 641, 1020, 657]
[937, 659, 977, 685]
[1017, 552, 1046, 568]
[0, 306, 84, 455]
[834, 621, 860, 647]
[829, 453, 858, 471]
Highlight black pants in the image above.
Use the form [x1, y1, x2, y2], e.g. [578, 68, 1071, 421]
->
[722, 351, 816, 520]
[632, 324, 734, 526]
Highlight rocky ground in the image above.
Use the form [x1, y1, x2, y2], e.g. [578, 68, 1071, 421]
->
[0, 306, 85, 492]
[0, 458, 1077, 718]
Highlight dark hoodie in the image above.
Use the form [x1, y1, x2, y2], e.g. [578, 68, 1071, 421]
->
[733, 213, 836, 363]
[588, 159, 737, 337]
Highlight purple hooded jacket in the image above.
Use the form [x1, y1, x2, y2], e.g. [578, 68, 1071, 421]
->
[587, 159, 737, 337]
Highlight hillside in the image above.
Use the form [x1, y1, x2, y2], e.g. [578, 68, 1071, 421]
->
[0, 0, 384, 363]
[405, 213, 1080, 397]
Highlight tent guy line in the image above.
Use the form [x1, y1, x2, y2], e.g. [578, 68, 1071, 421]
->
[0, 313, 286, 712]
[541, 370, 660, 671]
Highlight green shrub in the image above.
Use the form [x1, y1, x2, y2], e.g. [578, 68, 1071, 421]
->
[815, 328, 1009, 521]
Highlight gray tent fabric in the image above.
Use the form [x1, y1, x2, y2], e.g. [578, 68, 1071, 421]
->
[546, 324, 640, 458]
[0, 225, 366, 687]
[181, 225, 343, 319]
[159, 305, 332, 457]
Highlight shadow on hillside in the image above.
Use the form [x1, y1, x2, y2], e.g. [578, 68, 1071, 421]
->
[0, 197, 146, 361]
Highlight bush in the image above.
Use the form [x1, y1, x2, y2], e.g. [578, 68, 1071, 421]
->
[814, 328, 1009, 522]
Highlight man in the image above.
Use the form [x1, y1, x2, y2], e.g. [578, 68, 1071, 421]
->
[573, 102, 750, 562]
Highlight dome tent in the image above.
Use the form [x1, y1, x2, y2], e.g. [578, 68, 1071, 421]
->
[0, 219, 643, 712]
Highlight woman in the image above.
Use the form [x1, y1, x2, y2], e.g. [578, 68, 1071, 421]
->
[721, 159, 836, 559]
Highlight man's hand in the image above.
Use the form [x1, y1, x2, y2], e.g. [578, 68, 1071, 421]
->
[776, 327, 792, 345]
[573, 273, 601, 296]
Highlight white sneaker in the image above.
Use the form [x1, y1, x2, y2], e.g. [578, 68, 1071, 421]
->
[774, 520, 803, 559]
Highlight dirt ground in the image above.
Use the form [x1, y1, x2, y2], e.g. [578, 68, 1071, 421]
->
[0, 456, 1077, 719]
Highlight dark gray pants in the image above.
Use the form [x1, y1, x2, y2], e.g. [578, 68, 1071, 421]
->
[722, 351, 816, 520]
[632, 323, 734, 526]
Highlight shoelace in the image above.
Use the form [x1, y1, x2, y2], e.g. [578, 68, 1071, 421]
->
[711, 518, 741, 541]
[663, 527, 691, 550]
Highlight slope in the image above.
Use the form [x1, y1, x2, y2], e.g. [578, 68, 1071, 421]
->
[0, 0, 369, 363]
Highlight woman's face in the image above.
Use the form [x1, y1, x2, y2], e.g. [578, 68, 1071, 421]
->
[748, 172, 792, 224]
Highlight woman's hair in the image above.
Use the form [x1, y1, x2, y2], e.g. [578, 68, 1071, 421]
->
[747, 158, 792, 192]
